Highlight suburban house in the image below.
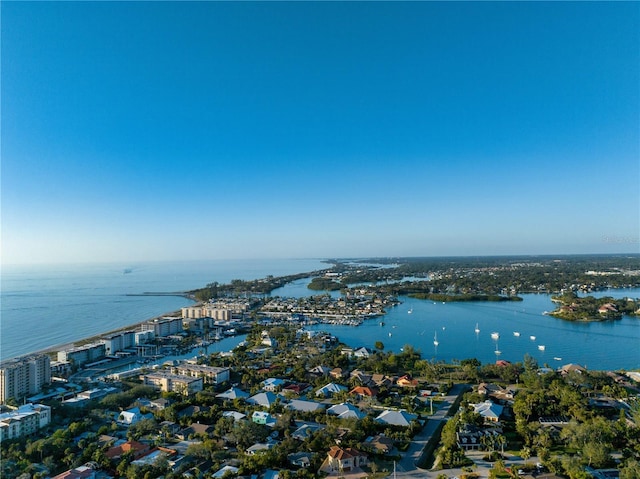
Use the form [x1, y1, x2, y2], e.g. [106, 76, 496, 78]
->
[315, 383, 348, 398]
[287, 399, 326, 413]
[117, 407, 144, 426]
[363, 434, 394, 455]
[323, 446, 368, 473]
[375, 409, 417, 427]
[327, 403, 366, 419]
[247, 391, 278, 408]
[396, 375, 419, 388]
[252, 411, 276, 426]
[105, 440, 151, 460]
[349, 386, 378, 399]
[473, 400, 504, 422]
[216, 387, 249, 401]
[261, 377, 286, 392]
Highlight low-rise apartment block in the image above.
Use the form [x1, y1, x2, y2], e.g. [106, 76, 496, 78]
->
[171, 362, 230, 385]
[142, 372, 203, 396]
[0, 403, 51, 441]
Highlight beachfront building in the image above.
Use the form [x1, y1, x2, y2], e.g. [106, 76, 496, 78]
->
[57, 343, 106, 368]
[134, 330, 155, 345]
[100, 330, 136, 355]
[142, 371, 203, 396]
[0, 354, 51, 404]
[170, 362, 230, 385]
[0, 403, 51, 440]
[140, 316, 183, 337]
[182, 305, 232, 322]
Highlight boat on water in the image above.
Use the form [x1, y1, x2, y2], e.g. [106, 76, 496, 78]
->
[379, 322, 385, 326]
[530, 335, 536, 341]
[408, 309, 413, 314]
[554, 357, 562, 361]
[491, 332, 500, 340]
[538, 345, 546, 351]
[475, 323, 480, 334]
[433, 331, 439, 347]
[513, 331, 520, 337]
[388, 332, 392, 337]
[494, 344, 501, 355]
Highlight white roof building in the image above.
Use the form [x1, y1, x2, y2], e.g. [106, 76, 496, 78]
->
[375, 409, 417, 427]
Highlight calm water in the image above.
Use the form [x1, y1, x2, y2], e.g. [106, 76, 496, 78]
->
[1, 259, 326, 360]
[3, 261, 639, 370]
[300, 288, 640, 371]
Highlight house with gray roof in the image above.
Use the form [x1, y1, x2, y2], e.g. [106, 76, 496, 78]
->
[287, 399, 326, 413]
[375, 409, 417, 427]
[216, 387, 249, 401]
[327, 403, 366, 419]
[315, 382, 348, 398]
[247, 391, 278, 408]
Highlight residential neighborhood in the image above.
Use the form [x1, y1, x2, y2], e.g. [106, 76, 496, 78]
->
[1, 322, 639, 479]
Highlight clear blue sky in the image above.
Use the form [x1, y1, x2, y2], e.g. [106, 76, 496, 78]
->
[2, 2, 639, 264]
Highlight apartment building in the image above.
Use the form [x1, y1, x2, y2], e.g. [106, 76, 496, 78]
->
[0, 354, 51, 404]
[57, 343, 106, 368]
[142, 372, 203, 396]
[100, 330, 136, 355]
[0, 403, 51, 440]
[171, 362, 230, 385]
[140, 317, 183, 337]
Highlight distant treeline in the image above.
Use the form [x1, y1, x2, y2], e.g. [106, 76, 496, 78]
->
[409, 293, 523, 302]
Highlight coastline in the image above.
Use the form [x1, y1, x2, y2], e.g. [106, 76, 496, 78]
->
[16, 309, 186, 361]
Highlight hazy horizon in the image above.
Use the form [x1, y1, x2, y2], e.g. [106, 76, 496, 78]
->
[2, 2, 638, 265]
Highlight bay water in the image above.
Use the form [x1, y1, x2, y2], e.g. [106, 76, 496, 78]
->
[2, 260, 639, 371]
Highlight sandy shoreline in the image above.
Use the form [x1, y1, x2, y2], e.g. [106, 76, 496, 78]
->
[23, 309, 185, 359]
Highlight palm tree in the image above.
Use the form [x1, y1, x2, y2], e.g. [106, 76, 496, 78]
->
[496, 434, 507, 455]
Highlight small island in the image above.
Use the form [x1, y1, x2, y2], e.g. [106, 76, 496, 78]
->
[549, 291, 640, 321]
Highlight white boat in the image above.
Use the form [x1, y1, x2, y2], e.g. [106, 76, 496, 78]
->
[388, 332, 392, 337]
[475, 323, 480, 334]
[553, 357, 562, 361]
[408, 309, 413, 314]
[433, 332, 439, 347]
[538, 345, 546, 351]
[491, 332, 500, 340]
[530, 335, 536, 341]
[494, 344, 501, 355]
[513, 331, 520, 337]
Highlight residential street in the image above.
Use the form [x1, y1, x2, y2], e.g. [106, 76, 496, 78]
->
[391, 381, 541, 479]
[393, 383, 469, 478]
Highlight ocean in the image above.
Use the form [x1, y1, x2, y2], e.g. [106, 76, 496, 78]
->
[0, 259, 327, 360]
[2, 259, 639, 371]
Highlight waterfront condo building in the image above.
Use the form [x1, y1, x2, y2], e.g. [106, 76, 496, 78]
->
[141, 316, 183, 337]
[57, 343, 106, 368]
[100, 330, 136, 355]
[0, 354, 51, 404]
[0, 403, 51, 440]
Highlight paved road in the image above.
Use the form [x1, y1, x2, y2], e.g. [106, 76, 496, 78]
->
[394, 383, 469, 478]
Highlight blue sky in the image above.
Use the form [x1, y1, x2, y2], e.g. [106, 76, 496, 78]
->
[2, 2, 639, 264]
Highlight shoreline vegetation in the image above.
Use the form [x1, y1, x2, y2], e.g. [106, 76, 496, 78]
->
[548, 290, 640, 321]
[408, 292, 523, 302]
[15, 254, 640, 362]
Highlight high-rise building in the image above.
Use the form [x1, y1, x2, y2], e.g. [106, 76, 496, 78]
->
[0, 354, 51, 404]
